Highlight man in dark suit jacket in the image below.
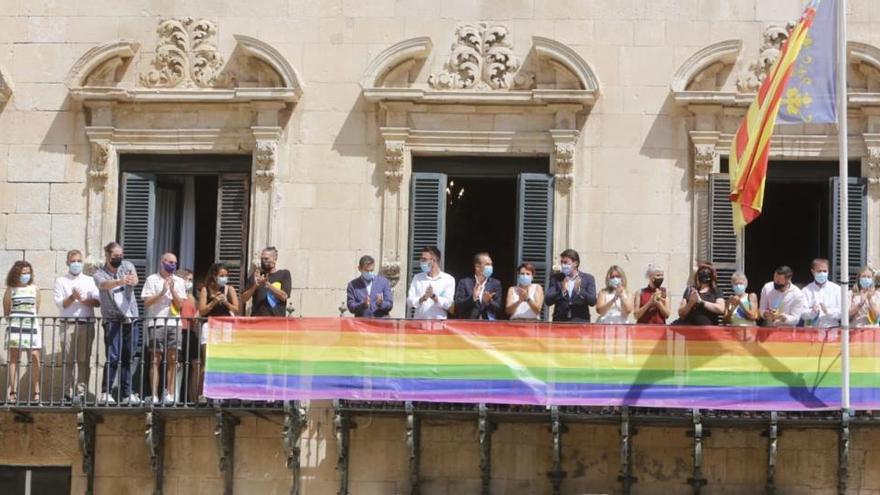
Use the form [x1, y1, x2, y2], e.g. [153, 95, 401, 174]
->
[346, 255, 393, 317]
[545, 248, 597, 322]
[454, 252, 503, 320]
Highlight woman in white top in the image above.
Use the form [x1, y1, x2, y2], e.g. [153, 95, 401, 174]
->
[596, 265, 633, 324]
[505, 263, 544, 321]
[850, 266, 880, 328]
[3, 261, 42, 404]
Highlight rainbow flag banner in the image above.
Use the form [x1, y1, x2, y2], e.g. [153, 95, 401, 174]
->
[203, 318, 880, 411]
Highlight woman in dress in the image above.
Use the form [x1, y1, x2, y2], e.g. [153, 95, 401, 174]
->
[3, 261, 42, 403]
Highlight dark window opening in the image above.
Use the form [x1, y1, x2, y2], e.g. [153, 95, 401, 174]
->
[0, 466, 71, 495]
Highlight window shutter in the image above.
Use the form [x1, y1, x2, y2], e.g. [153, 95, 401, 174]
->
[516, 173, 554, 308]
[216, 174, 250, 291]
[709, 174, 737, 295]
[119, 172, 156, 315]
[408, 173, 447, 283]
[829, 177, 867, 284]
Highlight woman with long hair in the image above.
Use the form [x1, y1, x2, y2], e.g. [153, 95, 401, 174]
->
[595, 265, 632, 324]
[3, 261, 42, 403]
[676, 262, 725, 326]
[197, 263, 240, 402]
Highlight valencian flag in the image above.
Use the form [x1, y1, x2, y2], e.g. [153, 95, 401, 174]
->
[729, 0, 836, 229]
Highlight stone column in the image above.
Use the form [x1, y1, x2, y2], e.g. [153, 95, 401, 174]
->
[84, 129, 116, 267]
[550, 129, 578, 258]
[863, 133, 880, 266]
[251, 126, 282, 265]
[378, 126, 409, 289]
[689, 130, 721, 265]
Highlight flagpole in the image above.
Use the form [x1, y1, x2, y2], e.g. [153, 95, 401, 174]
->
[837, 0, 850, 412]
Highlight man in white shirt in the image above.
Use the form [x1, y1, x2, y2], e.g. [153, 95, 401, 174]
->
[407, 246, 455, 320]
[53, 249, 100, 403]
[141, 252, 187, 405]
[800, 258, 841, 328]
[759, 265, 806, 327]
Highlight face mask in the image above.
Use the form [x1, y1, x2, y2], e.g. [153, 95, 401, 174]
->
[814, 271, 828, 285]
[652, 277, 664, 288]
[517, 274, 533, 286]
[260, 261, 273, 272]
[361, 271, 375, 281]
[482, 265, 493, 279]
[19, 274, 31, 285]
[110, 257, 123, 268]
[69, 261, 83, 276]
[773, 282, 787, 292]
[608, 277, 621, 289]
[420, 261, 432, 273]
[733, 284, 746, 295]
[860, 277, 874, 290]
[561, 263, 574, 276]
[162, 262, 177, 273]
[185, 281, 194, 292]
[698, 272, 712, 284]
[217, 276, 228, 288]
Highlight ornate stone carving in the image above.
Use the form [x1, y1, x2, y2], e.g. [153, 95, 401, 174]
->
[553, 143, 575, 193]
[141, 18, 231, 88]
[866, 148, 880, 191]
[737, 23, 794, 93]
[694, 145, 717, 185]
[381, 261, 401, 287]
[429, 22, 534, 90]
[254, 141, 277, 186]
[384, 143, 405, 191]
[89, 142, 111, 190]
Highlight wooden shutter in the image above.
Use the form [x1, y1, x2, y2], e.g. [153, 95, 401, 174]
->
[709, 174, 737, 295]
[516, 173, 554, 300]
[829, 177, 867, 284]
[408, 173, 447, 283]
[216, 174, 250, 290]
[119, 173, 156, 314]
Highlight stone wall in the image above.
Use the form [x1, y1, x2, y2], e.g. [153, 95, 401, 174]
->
[5, 407, 880, 494]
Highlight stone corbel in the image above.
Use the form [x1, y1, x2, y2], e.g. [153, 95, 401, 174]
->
[89, 141, 112, 190]
[254, 140, 278, 189]
[689, 130, 720, 185]
[689, 129, 721, 264]
[84, 127, 118, 266]
[863, 135, 880, 193]
[550, 129, 579, 258]
[0, 64, 12, 102]
[379, 127, 409, 288]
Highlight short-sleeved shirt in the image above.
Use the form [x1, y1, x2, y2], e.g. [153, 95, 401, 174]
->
[53, 273, 100, 319]
[93, 261, 140, 319]
[678, 287, 723, 326]
[247, 269, 292, 317]
[141, 273, 188, 326]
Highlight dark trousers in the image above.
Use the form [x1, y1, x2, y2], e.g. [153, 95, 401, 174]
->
[101, 320, 142, 397]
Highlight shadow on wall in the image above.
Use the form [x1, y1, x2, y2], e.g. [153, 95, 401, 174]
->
[639, 92, 692, 197]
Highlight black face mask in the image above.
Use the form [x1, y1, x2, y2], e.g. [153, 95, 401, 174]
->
[698, 272, 712, 284]
[774, 282, 787, 292]
[260, 261, 273, 273]
[109, 257, 123, 268]
[652, 278, 664, 288]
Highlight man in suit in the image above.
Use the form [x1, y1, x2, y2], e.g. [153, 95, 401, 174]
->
[346, 255, 393, 318]
[454, 252, 503, 320]
[545, 248, 597, 322]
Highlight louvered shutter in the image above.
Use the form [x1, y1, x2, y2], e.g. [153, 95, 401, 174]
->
[709, 174, 737, 295]
[516, 174, 554, 317]
[119, 173, 156, 315]
[216, 174, 250, 290]
[829, 177, 867, 284]
[408, 173, 447, 283]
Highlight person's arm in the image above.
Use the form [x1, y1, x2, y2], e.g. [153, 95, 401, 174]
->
[265, 271, 291, 302]
[801, 290, 819, 321]
[227, 287, 240, 315]
[239, 269, 260, 305]
[528, 285, 544, 314]
[869, 293, 880, 323]
[35, 285, 40, 313]
[850, 293, 863, 319]
[346, 282, 364, 316]
[505, 287, 519, 316]
[487, 280, 503, 314]
[198, 287, 210, 316]
[142, 277, 165, 308]
[571, 275, 597, 307]
[97, 274, 125, 292]
[379, 280, 393, 312]
[595, 290, 613, 316]
[454, 279, 475, 314]
[620, 289, 634, 316]
[633, 290, 651, 319]
[744, 294, 760, 321]
[544, 277, 562, 306]
[781, 293, 806, 326]
[2, 288, 10, 316]
[436, 277, 455, 311]
[170, 278, 186, 311]
[656, 289, 671, 318]
[53, 279, 68, 310]
[826, 287, 842, 321]
[703, 295, 726, 315]
[84, 280, 101, 308]
[678, 288, 697, 318]
[407, 280, 420, 309]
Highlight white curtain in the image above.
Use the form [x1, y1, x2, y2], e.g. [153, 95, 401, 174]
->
[152, 186, 179, 269]
[179, 177, 197, 271]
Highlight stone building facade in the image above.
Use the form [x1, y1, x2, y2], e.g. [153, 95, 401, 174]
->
[2, 0, 880, 494]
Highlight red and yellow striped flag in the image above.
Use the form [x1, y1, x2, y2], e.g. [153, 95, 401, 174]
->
[729, 1, 820, 229]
